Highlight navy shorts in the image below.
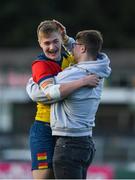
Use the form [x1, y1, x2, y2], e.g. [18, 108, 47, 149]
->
[29, 121, 55, 170]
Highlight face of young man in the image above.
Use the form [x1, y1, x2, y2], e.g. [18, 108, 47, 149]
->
[39, 32, 62, 60]
[72, 41, 84, 62]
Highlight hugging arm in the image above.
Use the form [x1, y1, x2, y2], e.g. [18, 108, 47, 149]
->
[53, 19, 75, 52]
[26, 74, 100, 104]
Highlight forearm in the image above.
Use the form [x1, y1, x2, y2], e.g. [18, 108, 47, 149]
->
[40, 77, 89, 101]
[59, 77, 88, 98]
[58, 74, 99, 98]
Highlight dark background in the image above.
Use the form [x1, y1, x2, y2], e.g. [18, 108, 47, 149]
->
[0, 0, 135, 48]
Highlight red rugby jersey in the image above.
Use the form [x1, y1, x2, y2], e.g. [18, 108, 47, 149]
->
[32, 59, 62, 84]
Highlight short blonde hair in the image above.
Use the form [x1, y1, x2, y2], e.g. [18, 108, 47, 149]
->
[37, 20, 61, 39]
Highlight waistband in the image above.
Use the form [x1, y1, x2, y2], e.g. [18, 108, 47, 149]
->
[35, 120, 50, 125]
[55, 135, 92, 140]
[52, 127, 92, 137]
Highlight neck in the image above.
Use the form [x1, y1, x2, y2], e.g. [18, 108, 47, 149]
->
[78, 54, 95, 63]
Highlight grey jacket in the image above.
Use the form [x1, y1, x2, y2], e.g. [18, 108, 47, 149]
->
[50, 53, 111, 136]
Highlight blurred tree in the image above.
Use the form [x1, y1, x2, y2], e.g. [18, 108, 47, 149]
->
[0, 0, 135, 48]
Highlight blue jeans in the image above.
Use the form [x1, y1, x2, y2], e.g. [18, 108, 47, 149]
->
[53, 136, 95, 179]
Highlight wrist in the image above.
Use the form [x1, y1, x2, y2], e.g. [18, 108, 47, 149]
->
[78, 77, 87, 87]
[63, 35, 69, 44]
[81, 76, 89, 86]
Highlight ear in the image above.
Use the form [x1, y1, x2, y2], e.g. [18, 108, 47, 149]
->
[81, 45, 86, 53]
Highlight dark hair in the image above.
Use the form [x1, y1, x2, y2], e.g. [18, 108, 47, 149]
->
[37, 20, 60, 38]
[76, 30, 103, 58]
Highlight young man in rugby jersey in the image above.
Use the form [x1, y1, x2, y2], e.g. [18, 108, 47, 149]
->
[27, 30, 111, 179]
[28, 20, 99, 179]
